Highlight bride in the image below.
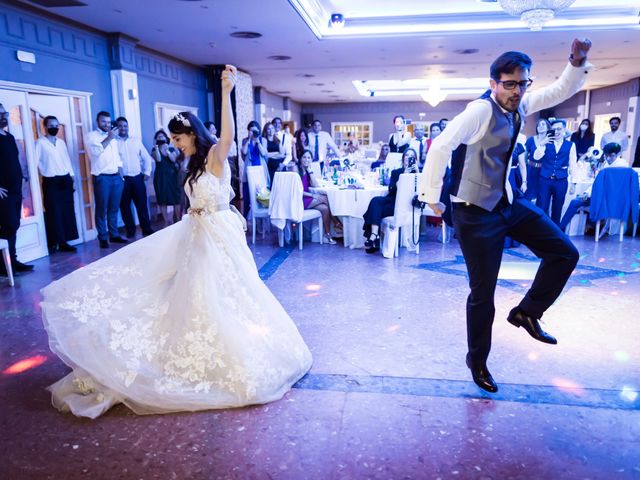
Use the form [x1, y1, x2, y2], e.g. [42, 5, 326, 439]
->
[41, 65, 312, 419]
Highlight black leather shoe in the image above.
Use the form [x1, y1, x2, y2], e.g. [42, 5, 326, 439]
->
[58, 243, 77, 252]
[99, 239, 109, 249]
[142, 229, 154, 237]
[466, 354, 498, 393]
[13, 261, 34, 272]
[126, 231, 136, 239]
[109, 236, 127, 244]
[507, 307, 557, 345]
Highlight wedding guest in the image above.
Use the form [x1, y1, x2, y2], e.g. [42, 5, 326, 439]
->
[600, 116, 628, 154]
[426, 122, 442, 153]
[388, 115, 411, 153]
[292, 128, 309, 167]
[262, 122, 284, 184]
[35, 115, 78, 253]
[439, 118, 449, 130]
[371, 144, 390, 170]
[558, 142, 627, 231]
[115, 117, 154, 238]
[570, 118, 595, 158]
[241, 121, 269, 215]
[308, 120, 340, 167]
[86, 111, 126, 248]
[272, 117, 293, 169]
[523, 118, 551, 200]
[204, 121, 219, 142]
[362, 148, 418, 253]
[298, 150, 338, 244]
[535, 119, 577, 225]
[0, 103, 34, 273]
[151, 129, 181, 226]
[409, 124, 427, 170]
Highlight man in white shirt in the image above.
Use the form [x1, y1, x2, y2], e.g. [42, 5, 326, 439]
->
[419, 38, 592, 393]
[409, 123, 427, 171]
[35, 115, 78, 253]
[115, 117, 154, 238]
[272, 117, 293, 168]
[558, 142, 628, 231]
[308, 119, 340, 168]
[86, 111, 126, 248]
[600, 116, 629, 156]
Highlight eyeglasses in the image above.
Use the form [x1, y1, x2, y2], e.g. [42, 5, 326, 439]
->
[0, 112, 9, 118]
[496, 79, 533, 91]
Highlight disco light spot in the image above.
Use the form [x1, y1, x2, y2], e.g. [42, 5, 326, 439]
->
[527, 352, 539, 361]
[611, 291, 619, 296]
[304, 293, 319, 297]
[614, 351, 630, 362]
[617, 272, 625, 277]
[620, 386, 638, 402]
[598, 257, 606, 263]
[619, 280, 627, 284]
[551, 377, 585, 396]
[305, 284, 322, 291]
[2, 355, 48, 375]
[386, 324, 401, 333]
[580, 279, 589, 284]
[631, 263, 639, 268]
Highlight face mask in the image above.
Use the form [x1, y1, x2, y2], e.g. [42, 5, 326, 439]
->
[579, 124, 587, 132]
[156, 139, 167, 145]
[47, 127, 59, 136]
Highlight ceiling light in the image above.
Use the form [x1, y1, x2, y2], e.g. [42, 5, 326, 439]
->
[229, 31, 262, 39]
[329, 13, 345, 29]
[498, 0, 577, 30]
[267, 55, 292, 61]
[420, 84, 448, 107]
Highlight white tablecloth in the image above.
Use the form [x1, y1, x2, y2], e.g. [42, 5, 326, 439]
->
[310, 184, 388, 248]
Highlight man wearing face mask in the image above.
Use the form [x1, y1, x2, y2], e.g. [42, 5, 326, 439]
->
[34, 115, 78, 253]
[0, 103, 34, 274]
[600, 117, 628, 157]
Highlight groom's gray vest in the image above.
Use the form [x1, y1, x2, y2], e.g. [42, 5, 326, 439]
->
[448, 91, 523, 211]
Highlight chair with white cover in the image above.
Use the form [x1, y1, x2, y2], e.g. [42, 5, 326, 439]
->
[246, 165, 270, 244]
[380, 173, 421, 258]
[269, 172, 323, 250]
[589, 167, 639, 242]
[0, 239, 14, 287]
[421, 204, 449, 244]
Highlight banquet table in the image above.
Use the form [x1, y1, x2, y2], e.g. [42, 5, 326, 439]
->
[310, 184, 388, 248]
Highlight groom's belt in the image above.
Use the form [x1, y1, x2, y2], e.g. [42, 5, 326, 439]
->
[188, 204, 230, 216]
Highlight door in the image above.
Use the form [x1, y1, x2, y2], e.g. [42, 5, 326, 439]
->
[0, 89, 47, 262]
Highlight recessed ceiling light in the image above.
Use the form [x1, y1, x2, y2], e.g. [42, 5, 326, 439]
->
[310, 82, 325, 86]
[296, 73, 315, 78]
[230, 31, 262, 39]
[275, 91, 290, 94]
[441, 69, 457, 74]
[267, 55, 291, 61]
[455, 48, 479, 55]
[320, 89, 334, 93]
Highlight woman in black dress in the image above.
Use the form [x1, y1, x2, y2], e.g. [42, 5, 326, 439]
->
[362, 148, 418, 254]
[388, 115, 411, 153]
[262, 123, 284, 184]
[570, 118, 595, 158]
[151, 129, 182, 226]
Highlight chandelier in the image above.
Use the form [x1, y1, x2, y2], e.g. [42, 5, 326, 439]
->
[420, 84, 448, 108]
[498, 0, 577, 31]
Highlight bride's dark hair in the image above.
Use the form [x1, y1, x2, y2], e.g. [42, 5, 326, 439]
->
[168, 112, 215, 191]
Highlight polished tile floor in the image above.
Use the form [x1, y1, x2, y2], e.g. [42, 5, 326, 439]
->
[1, 225, 639, 479]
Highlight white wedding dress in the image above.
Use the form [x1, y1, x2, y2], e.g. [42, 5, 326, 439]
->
[41, 161, 312, 418]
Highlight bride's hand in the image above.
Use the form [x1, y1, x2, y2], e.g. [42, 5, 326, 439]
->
[221, 65, 237, 94]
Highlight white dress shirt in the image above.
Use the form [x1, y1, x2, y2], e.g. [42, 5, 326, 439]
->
[116, 136, 153, 177]
[277, 130, 293, 165]
[86, 129, 122, 175]
[35, 137, 74, 177]
[419, 61, 593, 205]
[309, 131, 340, 163]
[409, 137, 427, 165]
[600, 130, 629, 153]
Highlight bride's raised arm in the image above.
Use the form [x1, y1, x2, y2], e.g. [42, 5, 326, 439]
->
[207, 65, 237, 174]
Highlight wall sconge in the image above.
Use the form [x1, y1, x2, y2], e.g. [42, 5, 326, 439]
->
[329, 13, 345, 29]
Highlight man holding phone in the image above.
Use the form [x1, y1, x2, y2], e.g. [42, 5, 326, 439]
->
[534, 118, 577, 225]
[86, 111, 126, 248]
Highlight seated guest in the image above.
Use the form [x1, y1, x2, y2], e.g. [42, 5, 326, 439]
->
[371, 144, 390, 170]
[388, 115, 411, 153]
[535, 119, 577, 225]
[151, 129, 181, 226]
[362, 148, 418, 254]
[298, 150, 338, 244]
[35, 115, 79, 253]
[409, 123, 427, 171]
[570, 119, 595, 158]
[558, 142, 627, 231]
[115, 117, 154, 238]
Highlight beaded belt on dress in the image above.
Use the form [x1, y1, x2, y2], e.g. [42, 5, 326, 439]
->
[188, 204, 230, 215]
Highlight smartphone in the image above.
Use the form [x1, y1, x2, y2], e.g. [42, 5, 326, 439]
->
[546, 130, 555, 138]
[111, 121, 118, 129]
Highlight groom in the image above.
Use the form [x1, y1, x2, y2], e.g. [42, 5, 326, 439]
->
[418, 38, 593, 392]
